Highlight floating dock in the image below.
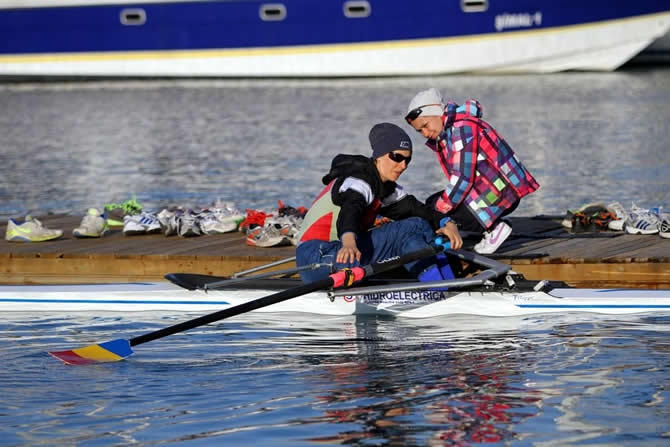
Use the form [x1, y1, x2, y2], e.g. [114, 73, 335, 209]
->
[1, 215, 669, 289]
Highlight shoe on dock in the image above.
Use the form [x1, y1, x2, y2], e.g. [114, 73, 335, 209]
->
[122, 212, 162, 235]
[5, 215, 63, 242]
[624, 203, 660, 235]
[657, 210, 669, 239]
[73, 208, 108, 238]
[104, 196, 143, 227]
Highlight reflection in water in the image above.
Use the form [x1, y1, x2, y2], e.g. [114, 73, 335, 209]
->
[289, 316, 545, 446]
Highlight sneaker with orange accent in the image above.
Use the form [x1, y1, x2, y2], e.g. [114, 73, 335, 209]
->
[277, 200, 308, 218]
[246, 223, 289, 247]
[239, 209, 271, 233]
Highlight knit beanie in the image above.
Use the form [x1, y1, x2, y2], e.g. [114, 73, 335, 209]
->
[369, 123, 413, 159]
[406, 88, 445, 118]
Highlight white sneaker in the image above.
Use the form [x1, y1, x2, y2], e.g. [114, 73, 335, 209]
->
[156, 208, 178, 236]
[246, 223, 289, 247]
[177, 210, 202, 237]
[265, 215, 303, 246]
[197, 207, 245, 235]
[73, 208, 108, 238]
[123, 212, 162, 235]
[624, 203, 660, 235]
[5, 215, 63, 242]
[606, 202, 626, 231]
[658, 210, 669, 239]
[474, 220, 512, 254]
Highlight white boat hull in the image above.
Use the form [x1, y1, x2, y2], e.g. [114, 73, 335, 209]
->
[1, 281, 669, 318]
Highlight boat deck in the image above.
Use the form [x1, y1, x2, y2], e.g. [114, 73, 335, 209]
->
[2, 215, 669, 288]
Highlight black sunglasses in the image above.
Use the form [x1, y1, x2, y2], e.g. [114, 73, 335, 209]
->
[405, 106, 423, 123]
[387, 152, 412, 165]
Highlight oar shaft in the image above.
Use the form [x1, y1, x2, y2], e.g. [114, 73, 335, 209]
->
[131, 243, 443, 347]
[129, 277, 333, 347]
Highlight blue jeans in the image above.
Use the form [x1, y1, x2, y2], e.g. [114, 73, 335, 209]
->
[296, 217, 439, 283]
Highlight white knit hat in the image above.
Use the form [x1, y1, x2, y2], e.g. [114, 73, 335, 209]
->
[406, 88, 444, 120]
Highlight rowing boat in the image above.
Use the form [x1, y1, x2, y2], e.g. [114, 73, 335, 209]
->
[3, 250, 669, 318]
[37, 248, 669, 364]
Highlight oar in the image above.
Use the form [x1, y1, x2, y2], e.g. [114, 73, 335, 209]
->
[165, 262, 332, 291]
[48, 243, 447, 365]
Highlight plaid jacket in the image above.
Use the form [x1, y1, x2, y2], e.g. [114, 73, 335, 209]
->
[427, 100, 539, 229]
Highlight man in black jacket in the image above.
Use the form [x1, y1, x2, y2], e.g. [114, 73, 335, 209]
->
[296, 122, 462, 284]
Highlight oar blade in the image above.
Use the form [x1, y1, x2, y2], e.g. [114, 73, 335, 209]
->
[49, 339, 133, 365]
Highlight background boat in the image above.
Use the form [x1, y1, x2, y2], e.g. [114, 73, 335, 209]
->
[632, 29, 670, 63]
[1, 0, 669, 78]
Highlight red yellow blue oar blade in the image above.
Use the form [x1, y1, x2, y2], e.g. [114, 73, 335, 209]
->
[48, 339, 133, 365]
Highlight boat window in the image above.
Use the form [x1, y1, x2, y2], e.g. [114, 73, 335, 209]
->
[120, 8, 146, 26]
[259, 4, 287, 21]
[461, 0, 488, 13]
[343, 1, 371, 19]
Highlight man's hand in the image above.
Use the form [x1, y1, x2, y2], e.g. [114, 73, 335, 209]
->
[337, 232, 361, 264]
[436, 221, 462, 249]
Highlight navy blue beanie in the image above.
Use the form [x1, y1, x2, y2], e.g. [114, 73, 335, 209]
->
[369, 123, 413, 159]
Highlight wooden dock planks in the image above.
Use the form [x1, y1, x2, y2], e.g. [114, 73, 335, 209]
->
[1, 215, 669, 288]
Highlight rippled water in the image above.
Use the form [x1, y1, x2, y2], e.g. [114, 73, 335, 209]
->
[1, 312, 668, 446]
[1, 66, 669, 221]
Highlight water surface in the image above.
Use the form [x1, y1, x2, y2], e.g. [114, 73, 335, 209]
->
[1, 67, 669, 220]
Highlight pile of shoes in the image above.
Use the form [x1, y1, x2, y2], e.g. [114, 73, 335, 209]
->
[128, 201, 246, 238]
[241, 201, 307, 247]
[562, 202, 619, 233]
[562, 201, 669, 238]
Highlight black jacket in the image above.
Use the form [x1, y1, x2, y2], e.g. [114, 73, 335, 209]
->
[322, 154, 448, 237]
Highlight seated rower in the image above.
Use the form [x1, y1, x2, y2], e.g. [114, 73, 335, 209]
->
[295, 122, 462, 284]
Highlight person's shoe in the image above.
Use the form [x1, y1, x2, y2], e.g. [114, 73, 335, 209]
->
[658, 211, 669, 239]
[277, 200, 308, 218]
[264, 215, 303, 246]
[177, 210, 202, 237]
[624, 203, 660, 235]
[123, 212, 162, 235]
[570, 212, 589, 233]
[104, 196, 143, 227]
[246, 223, 289, 247]
[197, 206, 245, 235]
[474, 220, 512, 254]
[156, 208, 178, 236]
[607, 202, 627, 231]
[5, 215, 63, 242]
[73, 208, 108, 238]
[238, 209, 271, 233]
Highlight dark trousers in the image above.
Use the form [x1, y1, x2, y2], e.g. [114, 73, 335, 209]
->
[425, 191, 519, 233]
